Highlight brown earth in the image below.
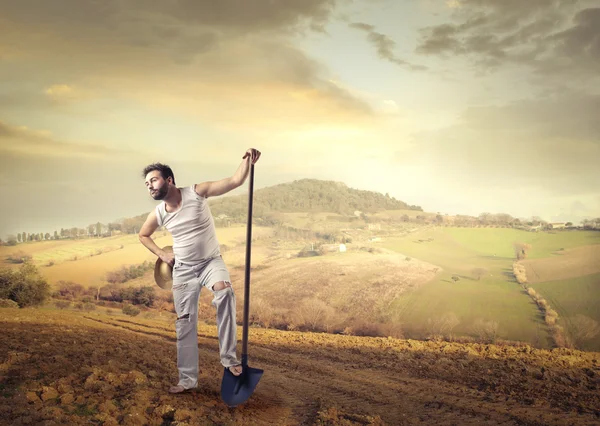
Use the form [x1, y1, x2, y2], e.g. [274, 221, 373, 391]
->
[522, 245, 600, 284]
[1, 308, 599, 425]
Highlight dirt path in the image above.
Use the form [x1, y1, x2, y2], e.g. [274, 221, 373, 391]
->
[1, 310, 599, 425]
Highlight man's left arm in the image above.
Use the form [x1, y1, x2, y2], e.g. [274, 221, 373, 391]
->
[194, 148, 261, 198]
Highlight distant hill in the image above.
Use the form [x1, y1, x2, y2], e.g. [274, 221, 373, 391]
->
[208, 178, 422, 219]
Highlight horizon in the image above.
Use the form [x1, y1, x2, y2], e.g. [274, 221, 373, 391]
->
[1, 0, 599, 238]
[1, 176, 594, 240]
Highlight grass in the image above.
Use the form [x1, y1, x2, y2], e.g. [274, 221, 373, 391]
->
[443, 227, 600, 259]
[379, 228, 600, 347]
[3, 223, 598, 349]
[390, 276, 546, 345]
[534, 273, 600, 351]
[0, 227, 273, 287]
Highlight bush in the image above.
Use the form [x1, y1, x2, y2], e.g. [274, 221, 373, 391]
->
[106, 261, 154, 284]
[54, 300, 71, 309]
[472, 319, 499, 344]
[0, 262, 51, 307]
[54, 281, 85, 300]
[83, 302, 96, 311]
[6, 251, 32, 264]
[122, 304, 140, 316]
[0, 298, 19, 308]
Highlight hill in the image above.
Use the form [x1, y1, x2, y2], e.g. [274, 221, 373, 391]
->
[1, 308, 599, 425]
[208, 178, 422, 221]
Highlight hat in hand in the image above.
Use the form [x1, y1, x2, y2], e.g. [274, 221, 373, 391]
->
[154, 246, 174, 290]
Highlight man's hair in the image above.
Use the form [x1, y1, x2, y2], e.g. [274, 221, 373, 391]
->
[142, 163, 176, 185]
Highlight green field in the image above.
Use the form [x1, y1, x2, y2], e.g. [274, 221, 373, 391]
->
[534, 273, 600, 351]
[381, 228, 600, 348]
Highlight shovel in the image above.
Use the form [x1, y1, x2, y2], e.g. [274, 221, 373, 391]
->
[221, 163, 264, 407]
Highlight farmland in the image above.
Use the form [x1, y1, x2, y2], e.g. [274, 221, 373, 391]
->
[1, 308, 599, 425]
[2, 218, 599, 350]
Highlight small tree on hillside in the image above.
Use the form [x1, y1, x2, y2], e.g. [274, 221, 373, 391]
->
[472, 319, 499, 344]
[513, 242, 532, 260]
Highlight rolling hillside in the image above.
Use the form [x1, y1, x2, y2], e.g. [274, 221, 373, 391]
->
[208, 178, 422, 220]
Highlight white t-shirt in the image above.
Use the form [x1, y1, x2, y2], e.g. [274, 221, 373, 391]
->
[155, 185, 221, 264]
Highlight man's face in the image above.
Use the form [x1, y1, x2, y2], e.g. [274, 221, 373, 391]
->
[145, 171, 170, 200]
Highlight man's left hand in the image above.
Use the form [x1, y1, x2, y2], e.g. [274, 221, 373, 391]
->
[243, 148, 261, 164]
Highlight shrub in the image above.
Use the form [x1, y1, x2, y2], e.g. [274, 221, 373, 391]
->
[6, 251, 32, 264]
[426, 312, 460, 340]
[106, 261, 154, 284]
[0, 298, 19, 308]
[54, 281, 85, 300]
[0, 262, 51, 307]
[83, 303, 96, 311]
[472, 319, 499, 344]
[54, 300, 71, 309]
[122, 304, 140, 316]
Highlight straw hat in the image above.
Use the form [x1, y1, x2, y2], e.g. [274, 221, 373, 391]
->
[154, 246, 174, 290]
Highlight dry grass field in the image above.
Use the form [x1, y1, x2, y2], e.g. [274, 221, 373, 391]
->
[1, 308, 599, 425]
[0, 227, 274, 287]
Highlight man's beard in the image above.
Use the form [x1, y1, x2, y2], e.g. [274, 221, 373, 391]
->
[151, 185, 168, 200]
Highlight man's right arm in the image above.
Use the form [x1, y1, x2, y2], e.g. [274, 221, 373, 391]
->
[138, 210, 174, 266]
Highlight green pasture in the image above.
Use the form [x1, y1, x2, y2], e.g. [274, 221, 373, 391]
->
[381, 228, 600, 347]
[534, 273, 600, 352]
[443, 227, 600, 259]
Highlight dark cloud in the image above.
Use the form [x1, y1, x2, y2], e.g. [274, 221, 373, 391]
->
[0, 0, 338, 34]
[349, 22, 428, 71]
[0, 0, 373, 120]
[415, 0, 599, 78]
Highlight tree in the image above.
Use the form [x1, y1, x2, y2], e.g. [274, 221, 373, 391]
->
[16, 234, 21, 243]
[0, 262, 51, 307]
[96, 222, 102, 237]
[513, 242, 532, 260]
[54, 230, 58, 240]
[44, 233, 50, 240]
[478, 212, 492, 225]
[472, 319, 499, 343]
[6, 235, 17, 246]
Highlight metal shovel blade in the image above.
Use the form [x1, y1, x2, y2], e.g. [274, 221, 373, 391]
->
[221, 356, 264, 407]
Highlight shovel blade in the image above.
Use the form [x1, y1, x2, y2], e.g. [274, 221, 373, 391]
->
[221, 366, 264, 407]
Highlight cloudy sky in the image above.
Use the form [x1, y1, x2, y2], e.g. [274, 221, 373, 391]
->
[1, 0, 599, 237]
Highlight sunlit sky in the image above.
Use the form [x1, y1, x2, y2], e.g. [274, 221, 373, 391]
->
[1, 0, 599, 238]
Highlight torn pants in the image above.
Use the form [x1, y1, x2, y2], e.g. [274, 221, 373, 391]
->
[171, 255, 239, 389]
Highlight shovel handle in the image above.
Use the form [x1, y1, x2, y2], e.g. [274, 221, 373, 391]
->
[242, 163, 254, 357]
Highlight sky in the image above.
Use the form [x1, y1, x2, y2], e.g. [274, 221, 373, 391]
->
[0, 0, 599, 238]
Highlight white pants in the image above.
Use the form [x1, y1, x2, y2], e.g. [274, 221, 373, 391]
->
[172, 255, 239, 389]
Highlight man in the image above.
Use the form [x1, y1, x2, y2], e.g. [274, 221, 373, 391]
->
[138, 148, 261, 394]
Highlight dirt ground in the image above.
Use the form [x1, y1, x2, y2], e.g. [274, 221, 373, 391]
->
[1, 309, 599, 425]
[522, 245, 600, 284]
